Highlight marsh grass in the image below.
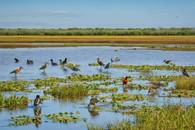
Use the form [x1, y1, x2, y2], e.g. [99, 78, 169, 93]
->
[176, 77, 195, 90]
[10, 115, 33, 126]
[88, 105, 195, 130]
[45, 82, 93, 101]
[66, 74, 111, 81]
[89, 64, 195, 72]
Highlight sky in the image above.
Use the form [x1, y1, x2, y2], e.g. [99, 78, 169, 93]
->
[0, 0, 195, 28]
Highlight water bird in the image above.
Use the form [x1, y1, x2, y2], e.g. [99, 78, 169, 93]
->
[182, 68, 190, 77]
[39, 63, 48, 72]
[70, 65, 80, 72]
[50, 59, 58, 66]
[10, 66, 23, 76]
[97, 58, 105, 66]
[26, 59, 34, 65]
[163, 59, 172, 64]
[88, 96, 99, 108]
[62, 58, 67, 64]
[104, 62, 111, 69]
[123, 76, 128, 85]
[34, 95, 43, 106]
[14, 58, 19, 63]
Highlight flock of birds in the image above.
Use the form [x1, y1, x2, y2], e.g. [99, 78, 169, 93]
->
[9, 57, 121, 77]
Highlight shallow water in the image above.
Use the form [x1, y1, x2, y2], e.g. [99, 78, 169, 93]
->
[0, 46, 195, 130]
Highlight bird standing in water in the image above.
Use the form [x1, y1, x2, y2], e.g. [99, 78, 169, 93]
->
[39, 63, 48, 72]
[34, 95, 43, 106]
[27, 59, 34, 65]
[14, 58, 19, 63]
[182, 68, 190, 77]
[10, 66, 23, 76]
[88, 96, 99, 108]
[123, 76, 128, 85]
[97, 58, 105, 66]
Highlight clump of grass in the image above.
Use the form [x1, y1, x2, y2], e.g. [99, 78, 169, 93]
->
[176, 77, 195, 90]
[112, 94, 145, 102]
[46, 111, 80, 123]
[0, 81, 29, 91]
[89, 63, 195, 72]
[0, 94, 29, 109]
[44, 82, 93, 101]
[10, 115, 33, 126]
[88, 105, 195, 130]
[33, 77, 66, 89]
[66, 74, 111, 81]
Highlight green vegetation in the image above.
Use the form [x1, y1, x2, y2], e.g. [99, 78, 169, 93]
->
[10, 115, 34, 126]
[89, 63, 195, 72]
[0, 80, 30, 91]
[112, 94, 145, 102]
[0, 94, 29, 109]
[1, 28, 195, 36]
[44, 82, 91, 101]
[47, 112, 80, 123]
[33, 77, 66, 89]
[88, 105, 195, 130]
[66, 74, 111, 81]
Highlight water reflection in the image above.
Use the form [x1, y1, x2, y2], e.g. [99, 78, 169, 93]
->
[33, 106, 42, 128]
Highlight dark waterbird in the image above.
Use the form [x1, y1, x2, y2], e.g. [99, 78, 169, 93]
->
[88, 96, 99, 108]
[163, 59, 172, 64]
[182, 68, 190, 77]
[14, 58, 19, 63]
[26, 59, 34, 65]
[104, 62, 111, 69]
[10, 66, 23, 76]
[34, 95, 43, 106]
[50, 59, 58, 66]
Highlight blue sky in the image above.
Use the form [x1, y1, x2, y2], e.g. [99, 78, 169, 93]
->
[0, 0, 195, 28]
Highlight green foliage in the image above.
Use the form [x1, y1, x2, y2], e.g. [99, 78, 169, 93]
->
[46, 111, 80, 123]
[0, 94, 29, 109]
[0, 80, 29, 91]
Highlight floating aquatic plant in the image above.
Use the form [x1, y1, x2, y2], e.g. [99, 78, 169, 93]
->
[46, 111, 80, 123]
[10, 115, 34, 126]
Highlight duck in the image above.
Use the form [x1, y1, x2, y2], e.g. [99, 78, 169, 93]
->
[50, 59, 58, 66]
[34, 95, 43, 106]
[26, 59, 34, 65]
[88, 96, 99, 108]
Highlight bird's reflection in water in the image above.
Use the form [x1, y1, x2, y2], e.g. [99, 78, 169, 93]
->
[88, 108, 99, 117]
[33, 106, 42, 128]
[41, 71, 48, 77]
